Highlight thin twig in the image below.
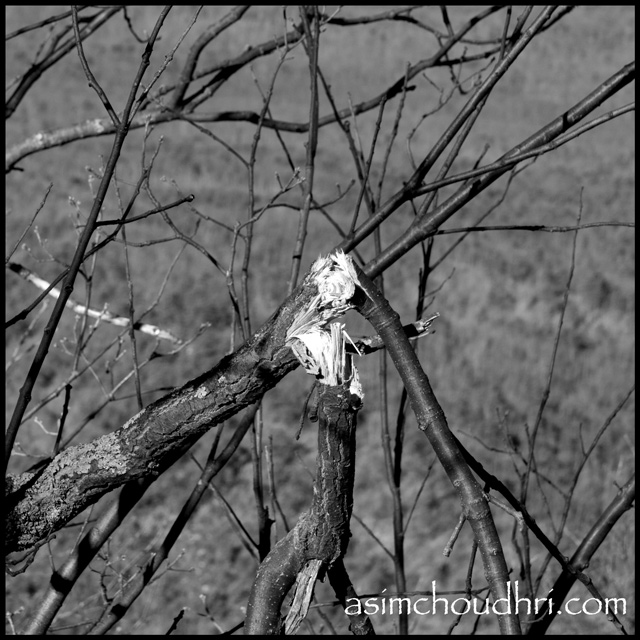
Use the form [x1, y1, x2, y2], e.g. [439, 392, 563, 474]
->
[71, 6, 120, 126]
[6, 183, 53, 262]
[522, 195, 584, 500]
[288, 7, 321, 294]
[360, 61, 635, 278]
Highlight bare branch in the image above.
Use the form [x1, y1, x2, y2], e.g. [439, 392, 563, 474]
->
[6, 7, 121, 119]
[5, 6, 172, 470]
[528, 474, 635, 635]
[5, 253, 356, 553]
[360, 61, 635, 278]
[71, 6, 120, 126]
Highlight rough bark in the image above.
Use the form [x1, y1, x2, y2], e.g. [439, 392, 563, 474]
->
[244, 382, 362, 634]
[5, 272, 318, 554]
[5, 256, 436, 557]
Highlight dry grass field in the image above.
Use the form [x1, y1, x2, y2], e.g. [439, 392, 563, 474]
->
[5, 6, 634, 635]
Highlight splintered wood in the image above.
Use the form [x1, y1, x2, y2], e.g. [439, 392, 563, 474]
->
[286, 250, 363, 398]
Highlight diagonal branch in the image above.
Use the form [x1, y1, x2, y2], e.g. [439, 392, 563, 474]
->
[5, 7, 121, 119]
[350, 262, 522, 635]
[168, 5, 250, 109]
[5, 7, 172, 470]
[5, 253, 358, 555]
[6, 261, 183, 344]
[340, 6, 560, 258]
[527, 475, 635, 635]
[360, 61, 635, 278]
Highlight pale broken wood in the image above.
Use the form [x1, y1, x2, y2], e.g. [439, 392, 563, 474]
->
[285, 559, 323, 635]
[7, 261, 182, 344]
[247, 254, 365, 633]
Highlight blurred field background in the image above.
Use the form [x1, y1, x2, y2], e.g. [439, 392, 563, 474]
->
[5, 6, 634, 635]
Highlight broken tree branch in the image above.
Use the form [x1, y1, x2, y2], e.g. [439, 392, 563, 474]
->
[6, 261, 183, 344]
[5, 253, 358, 555]
[244, 381, 363, 634]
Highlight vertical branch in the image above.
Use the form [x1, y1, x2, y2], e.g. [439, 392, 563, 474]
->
[314, 65, 375, 237]
[240, 39, 296, 562]
[347, 93, 387, 234]
[288, 6, 320, 294]
[251, 408, 273, 561]
[522, 201, 583, 500]
[121, 224, 144, 410]
[516, 198, 583, 613]
[386, 235, 436, 634]
[379, 339, 409, 635]
[375, 64, 411, 211]
[375, 228, 408, 634]
[245, 379, 363, 634]
[240, 43, 292, 338]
